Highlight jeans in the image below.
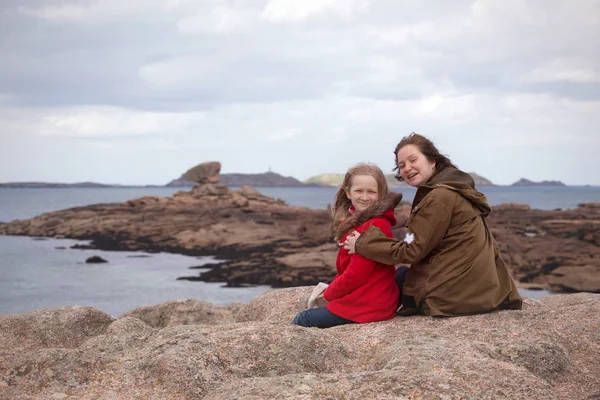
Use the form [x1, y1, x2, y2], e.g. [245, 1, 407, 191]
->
[395, 266, 410, 291]
[292, 306, 355, 329]
[395, 266, 418, 314]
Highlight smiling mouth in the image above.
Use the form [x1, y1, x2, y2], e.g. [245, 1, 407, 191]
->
[407, 172, 418, 179]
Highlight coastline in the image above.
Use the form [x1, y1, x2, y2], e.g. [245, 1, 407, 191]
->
[1, 184, 598, 294]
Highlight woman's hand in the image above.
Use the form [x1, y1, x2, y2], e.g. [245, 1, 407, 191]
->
[343, 230, 361, 254]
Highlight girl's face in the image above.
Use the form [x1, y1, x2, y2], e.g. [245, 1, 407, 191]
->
[345, 174, 379, 212]
[396, 144, 436, 187]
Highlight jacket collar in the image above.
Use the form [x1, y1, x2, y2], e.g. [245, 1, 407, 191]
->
[412, 167, 490, 216]
[335, 192, 403, 240]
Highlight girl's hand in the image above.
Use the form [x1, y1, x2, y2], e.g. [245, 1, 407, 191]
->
[343, 231, 361, 254]
[316, 294, 328, 304]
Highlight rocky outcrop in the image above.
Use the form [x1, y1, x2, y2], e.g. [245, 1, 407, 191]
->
[489, 202, 600, 293]
[0, 183, 598, 293]
[181, 161, 221, 185]
[468, 172, 494, 186]
[168, 169, 308, 187]
[0, 183, 337, 287]
[0, 291, 598, 399]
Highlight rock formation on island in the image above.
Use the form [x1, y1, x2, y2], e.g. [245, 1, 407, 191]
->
[0, 162, 598, 293]
[0, 291, 598, 399]
[168, 163, 308, 187]
[511, 178, 566, 187]
[467, 172, 494, 186]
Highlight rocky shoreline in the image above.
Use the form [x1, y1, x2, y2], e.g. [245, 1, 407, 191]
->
[0, 183, 598, 293]
[1, 289, 599, 399]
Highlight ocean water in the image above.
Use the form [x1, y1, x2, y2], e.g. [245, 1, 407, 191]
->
[1, 185, 598, 316]
[0, 236, 270, 317]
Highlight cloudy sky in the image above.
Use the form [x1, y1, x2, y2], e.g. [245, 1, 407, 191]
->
[1, 0, 598, 185]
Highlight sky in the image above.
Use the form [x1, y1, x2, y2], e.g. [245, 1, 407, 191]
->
[0, 0, 598, 186]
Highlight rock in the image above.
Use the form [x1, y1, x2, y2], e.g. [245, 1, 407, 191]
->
[493, 202, 532, 211]
[120, 299, 234, 327]
[191, 183, 230, 197]
[0, 306, 114, 350]
[85, 256, 108, 264]
[0, 292, 598, 400]
[182, 161, 221, 184]
[468, 172, 495, 186]
[545, 265, 600, 293]
[578, 202, 600, 209]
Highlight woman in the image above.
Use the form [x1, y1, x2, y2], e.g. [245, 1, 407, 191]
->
[344, 133, 522, 317]
[292, 163, 401, 328]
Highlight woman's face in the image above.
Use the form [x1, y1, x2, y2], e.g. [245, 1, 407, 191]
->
[396, 144, 436, 187]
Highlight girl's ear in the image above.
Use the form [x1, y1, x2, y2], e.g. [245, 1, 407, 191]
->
[344, 188, 351, 200]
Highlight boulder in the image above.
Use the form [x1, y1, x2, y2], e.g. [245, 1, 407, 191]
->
[0, 291, 598, 399]
[0, 306, 114, 350]
[545, 265, 600, 293]
[120, 299, 235, 327]
[85, 256, 108, 264]
[182, 161, 221, 184]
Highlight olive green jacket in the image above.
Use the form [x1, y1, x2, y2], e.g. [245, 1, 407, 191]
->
[355, 167, 522, 317]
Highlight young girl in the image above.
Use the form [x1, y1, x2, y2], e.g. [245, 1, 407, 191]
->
[292, 163, 401, 328]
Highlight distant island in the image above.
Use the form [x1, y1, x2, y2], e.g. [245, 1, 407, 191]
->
[510, 178, 566, 187]
[0, 182, 116, 188]
[167, 171, 313, 187]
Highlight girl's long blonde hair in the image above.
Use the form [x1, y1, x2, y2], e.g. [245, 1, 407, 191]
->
[332, 163, 389, 241]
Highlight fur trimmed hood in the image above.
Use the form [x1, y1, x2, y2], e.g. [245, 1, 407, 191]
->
[334, 192, 403, 241]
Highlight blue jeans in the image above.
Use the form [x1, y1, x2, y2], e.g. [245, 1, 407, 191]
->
[292, 306, 355, 329]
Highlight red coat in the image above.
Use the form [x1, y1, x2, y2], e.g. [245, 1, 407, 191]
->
[323, 209, 399, 323]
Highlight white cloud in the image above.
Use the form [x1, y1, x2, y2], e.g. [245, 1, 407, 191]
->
[178, 5, 257, 34]
[522, 59, 600, 83]
[16, 1, 166, 23]
[261, 0, 369, 23]
[10, 107, 206, 138]
[267, 128, 303, 142]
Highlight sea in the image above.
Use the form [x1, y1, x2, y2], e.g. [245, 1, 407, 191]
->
[1, 185, 599, 317]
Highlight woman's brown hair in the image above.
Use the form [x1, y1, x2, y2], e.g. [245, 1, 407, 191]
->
[393, 132, 457, 182]
[331, 163, 388, 241]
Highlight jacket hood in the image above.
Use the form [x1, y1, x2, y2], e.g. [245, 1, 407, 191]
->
[414, 167, 491, 216]
[335, 192, 402, 240]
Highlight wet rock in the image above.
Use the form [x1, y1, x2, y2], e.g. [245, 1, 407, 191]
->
[85, 256, 108, 264]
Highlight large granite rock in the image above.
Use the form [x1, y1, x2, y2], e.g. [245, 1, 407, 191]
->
[0, 291, 598, 399]
[182, 161, 221, 184]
